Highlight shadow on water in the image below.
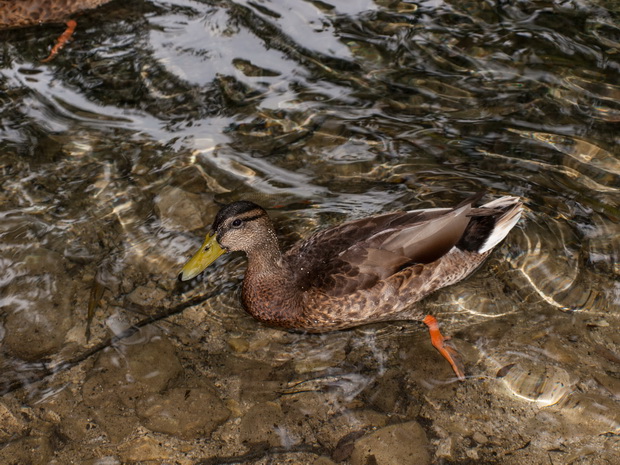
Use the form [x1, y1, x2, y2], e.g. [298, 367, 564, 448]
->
[0, 0, 619, 463]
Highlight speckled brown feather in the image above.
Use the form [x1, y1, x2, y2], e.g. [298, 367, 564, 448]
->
[286, 204, 472, 297]
[207, 196, 522, 332]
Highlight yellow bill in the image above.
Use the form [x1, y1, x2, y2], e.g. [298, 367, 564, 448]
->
[180, 232, 227, 281]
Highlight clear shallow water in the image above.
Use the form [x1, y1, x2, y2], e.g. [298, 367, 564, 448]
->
[0, 0, 619, 463]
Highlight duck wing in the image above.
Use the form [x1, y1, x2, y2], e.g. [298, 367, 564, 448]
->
[286, 202, 473, 297]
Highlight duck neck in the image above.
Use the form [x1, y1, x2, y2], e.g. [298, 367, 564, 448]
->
[245, 228, 283, 277]
[241, 233, 302, 328]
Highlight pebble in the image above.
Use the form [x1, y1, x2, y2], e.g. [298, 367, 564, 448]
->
[3, 273, 74, 360]
[466, 448, 479, 460]
[239, 401, 287, 447]
[350, 421, 431, 465]
[312, 458, 338, 465]
[292, 342, 347, 374]
[0, 436, 53, 465]
[472, 431, 488, 445]
[136, 387, 230, 439]
[593, 372, 620, 399]
[222, 356, 282, 403]
[83, 457, 120, 465]
[155, 186, 205, 231]
[364, 371, 408, 413]
[2, 248, 74, 361]
[90, 410, 140, 445]
[82, 333, 184, 408]
[316, 409, 389, 450]
[118, 436, 179, 463]
[228, 336, 250, 353]
[559, 392, 620, 435]
[0, 401, 28, 442]
[126, 284, 168, 307]
[22, 248, 66, 275]
[435, 435, 454, 460]
[542, 336, 578, 364]
[81, 333, 184, 442]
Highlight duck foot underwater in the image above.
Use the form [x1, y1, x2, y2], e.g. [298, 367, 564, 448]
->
[40, 19, 77, 63]
[0, 0, 113, 61]
[180, 194, 523, 380]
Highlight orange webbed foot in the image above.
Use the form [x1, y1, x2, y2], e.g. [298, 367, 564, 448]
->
[423, 314, 465, 380]
[41, 20, 77, 63]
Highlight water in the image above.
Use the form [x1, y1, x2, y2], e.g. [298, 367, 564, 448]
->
[1, 0, 619, 463]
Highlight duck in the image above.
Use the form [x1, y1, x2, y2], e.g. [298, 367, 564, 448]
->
[0, 0, 113, 61]
[180, 194, 523, 380]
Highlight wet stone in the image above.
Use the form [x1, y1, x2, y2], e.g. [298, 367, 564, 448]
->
[59, 404, 98, 443]
[0, 435, 53, 465]
[22, 248, 66, 275]
[472, 431, 488, 445]
[80, 332, 184, 442]
[557, 392, 620, 435]
[135, 386, 230, 440]
[311, 458, 338, 465]
[95, 411, 140, 445]
[2, 248, 75, 361]
[228, 336, 250, 353]
[542, 336, 579, 365]
[434, 434, 455, 461]
[126, 284, 168, 307]
[0, 401, 28, 442]
[239, 401, 287, 447]
[496, 357, 573, 407]
[217, 356, 282, 403]
[363, 371, 410, 414]
[82, 333, 184, 409]
[155, 185, 206, 231]
[35, 388, 93, 443]
[466, 448, 479, 460]
[593, 372, 620, 398]
[291, 339, 347, 374]
[3, 306, 71, 360]
[3, 275, 74, 361]
[82, 457, 120, 465]
[316, 409, 389, 450]
[118, 435, 177, 463]
[350, 421, 431, 465]
[279, 391, 334, 425]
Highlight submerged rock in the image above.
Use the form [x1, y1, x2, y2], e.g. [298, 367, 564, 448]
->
[317, 409, 389, 450]
[126, 284, 168, 307]
[81, 332, 184, 442]
[136, 387, 230, 439]
[0, 436, 54, 465]
[350, 421, 431, 465]
[3, 250, 75, 360]
[155, 185, 206, 231]
[0, 401, 28, 442]
[118, 435, 178, 463]
[82, 333, 184, 408]
[239, 401, 288, 447]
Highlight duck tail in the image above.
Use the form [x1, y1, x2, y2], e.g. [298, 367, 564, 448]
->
[457, 196, 523, 254]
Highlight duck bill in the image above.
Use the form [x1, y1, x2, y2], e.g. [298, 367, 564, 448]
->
[180, 232, 227, 281]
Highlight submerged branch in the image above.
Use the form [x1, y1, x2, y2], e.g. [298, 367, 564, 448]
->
[195, 443, 329, 465]
[0, 291, 220, 396]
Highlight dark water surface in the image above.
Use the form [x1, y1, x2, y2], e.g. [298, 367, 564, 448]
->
[1, 0, 619, 463]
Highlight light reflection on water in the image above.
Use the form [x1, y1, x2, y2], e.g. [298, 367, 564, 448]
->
[1, 0, 619, 462]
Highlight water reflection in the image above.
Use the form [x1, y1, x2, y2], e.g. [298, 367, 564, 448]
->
[1, 0, 619, 463]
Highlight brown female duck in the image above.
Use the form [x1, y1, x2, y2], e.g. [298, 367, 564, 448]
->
[180, 195, 523, 379]
[0, 0, 113, 61]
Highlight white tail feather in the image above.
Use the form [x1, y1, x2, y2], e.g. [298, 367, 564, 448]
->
[478, 196, 523, 253]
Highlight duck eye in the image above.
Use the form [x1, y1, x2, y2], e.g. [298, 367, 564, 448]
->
[231, 219, 242, 228]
